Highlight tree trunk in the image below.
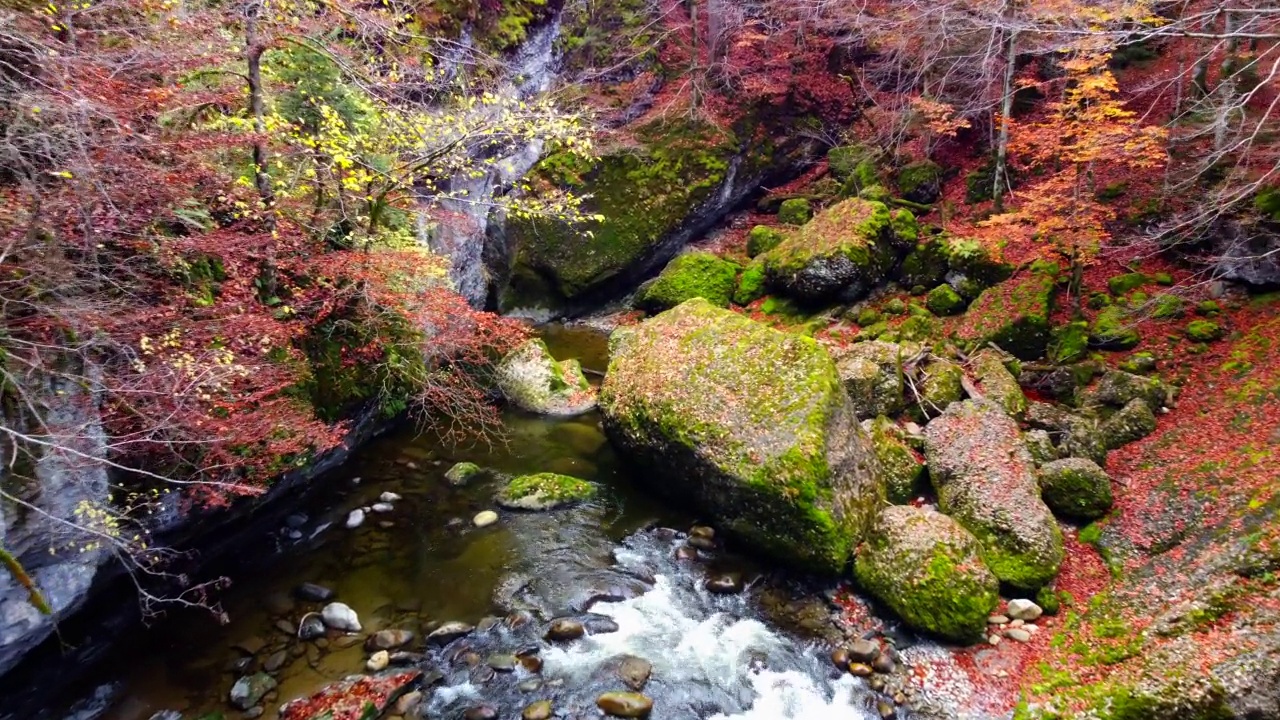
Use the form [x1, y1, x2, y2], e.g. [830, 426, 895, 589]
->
[992, 8, 1017, 212]
[244, 1, 277, 300]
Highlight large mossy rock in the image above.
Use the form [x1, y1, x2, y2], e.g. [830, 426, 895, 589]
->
[853, 506, 1000, 643]
[861, 417, 926, 504]
[497, 473, 597, 510]
[1038, 458, 1113, 520]
[759, 198, 897, 303]
[637, 252, 740, 313]
[496, 339, 598, 416]
[924, 400, 1065, 589]
[969, 348, 1027, 418]
[954, 273, 1055, 360]
[599, 299, 884, 573]
[896, 160, 943, 204]
[500, 120, 747, 312]
[1083, 369, 1167, 410]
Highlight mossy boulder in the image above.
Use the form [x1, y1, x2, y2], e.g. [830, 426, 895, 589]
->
[1059, 418, 1110, 467]
[733, 259, 767, 306]
[1100, 398, 1157, 450]
[1108, 272, 1150, 295]
[897, 160, 943, 204]
[954, 273, 1055, 360]
[1089, 306, 1141, 350]
[1185, 320, 1224, 342]
[832, 340, 919, 419]
[1150, 294, 1185, 319]
[897, 240, 950, 289]
[497, 473, 597, 511]
[827, 145, 874, 183]
[760, 198, 897, 303]
[1085, 370, 1166, 410]
[1048, 321, 1090, 364]
[969, 349, 1027, 418]
[445, 462, 486, 487]
[637, 252, 740, 313]
[924, 400, 1065, 589]
[911, 358, 964, 421]
[496, 339, 598, 416]
[889, 208, 919, 247]
[1025, 429, 1060, 465]
[1038, 458, 1114, 520]
[599, 299, 884, 574]
[926, 285, 965, 316]
[853, 506, 1000, 643]
[501, 120, 740, 310]
[778, 198, 813, 226]
[1118, 351, 1157, 375]
[862, 417, 926, 504]
[859, 184, 891, 203]
[944, 238, 1015, 297]
[746, 226, 785, 258]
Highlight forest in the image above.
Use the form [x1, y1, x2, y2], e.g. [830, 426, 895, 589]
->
[0, 1, 1278, 719]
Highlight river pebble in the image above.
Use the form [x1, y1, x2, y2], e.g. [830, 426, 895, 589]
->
[366, 650, 390, 672]
[427, 621, 475, 646]
[294, 582, 335, 602]
[371, 502, 394, 513]
[473, 510, 499, 528]
[365, 629, 414, 650]
[345, 509, 365, 529]
[1005, 628, 1032, 643]
[545, 618, 585, 641]
[1006, 599, 1043, 621]
[379, 491, 401, 502]
[619, 656, 652, 690]
[522, 700, 553, 720]
[597, 691, 654, 718]
[321, 602, 361, 632]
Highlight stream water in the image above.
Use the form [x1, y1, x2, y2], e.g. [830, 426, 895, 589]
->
[50, 326, 991, 720]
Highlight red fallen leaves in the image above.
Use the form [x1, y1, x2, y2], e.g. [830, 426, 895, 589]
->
[279, 671, 422, 720]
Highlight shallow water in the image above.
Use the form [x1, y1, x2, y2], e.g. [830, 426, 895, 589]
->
[61, 326, 939, 720]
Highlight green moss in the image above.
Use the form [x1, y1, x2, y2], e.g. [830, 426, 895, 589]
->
[864, 417, 926, 503]
[1035, 585, 1062, 616]
[1039, 459, 1114, 520]
[1185, 320, 1223, 342]
[1196, 300, 1221, 316]
[746, 225, 785, 257]
[944, 237, 1014, 294]
[856, 308, 882, 326]
[504, 119, 738, 305]
[1118, 351, 1156, 375]
[897, 315, 939, 342]
[897, 240, 950, 288]
[777, 198, 813, 226]
[1090, 306, 1141, 350]
[926, 284, 965, 316]
[1256, 185, 1280, 221]
[883, 298, 907, 315]
[760, 198, 895, 302]
[733, 260, 768, 306]
[638, 252, 740, 313]
[890, 208, 918, 243]
[827, 145, 872, 183]
[956, 274, 1055, 359]
[1049, 321, 1090, 364]
[300, 308, 425, 422]
[1150, 293, 1184, 319]
[1107, 272, 1150, 295]
[858, 184, 890, 203]
[1153, 272, 1174, 286]
[897, 160, 943, 203]
[970, 349, 1027, 417]
[498, 472, 596, 508]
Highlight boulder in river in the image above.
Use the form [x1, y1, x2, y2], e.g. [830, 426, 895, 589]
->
[599, 299, 884, 574]
[320, 602, 361, 632]
[924, 400, 1064, 589]
[229, 673, 277, 711]
[597, 691, 654, 718]
[853, 506, 999, 643]
[496, 473, 597, 511]
[637, 251, 740, 313]
[427, 621, 475, 646]
[496, 338, 597, 416]
[545, 618, 585, 642]
[445, 461, 486, 487]
[618, 656, 653, 690]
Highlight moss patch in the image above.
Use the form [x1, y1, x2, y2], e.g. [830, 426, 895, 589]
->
[778, 198, 813, 226]
[497, 472, 597, 510]
[746, 225, 785, 258]
[955, 273, 1056, 360]
[760, 198, 896, 303]
[638, 252, 740, 313]
[926, 284, 965, 316]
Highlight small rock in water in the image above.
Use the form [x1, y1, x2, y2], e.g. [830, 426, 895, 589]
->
[488, 654, 517, 672]
[583, 615, 620, 635]
[704, 573, 744, 594]
[830, 648, 850, 669]
[284, 513, 308, 529]
[848, 662, 874, 677]
[298, 614, 326, 640]
[370, 502, 394, 513]
[1006, 599, 1043, 621]
[522, 699, 553, 720]
[1006, 628, 1033, 643]
[872, 654, 895, 674]
[545, 618, 585, 642]
[395, 690, 423, 716]
[445, 461, 486, 486]
[379, 491, 401, 502]
[427, 621, 475, 646]
[321, 602, 361, 632]
[464, 705, 499, 720]
[686, 535, 716, 551]
[365, 629, 415, 651]
[366, 650, 390, 672]
[519, 654, 544, 673]
[389, 651, 424, 666]
[229, 673, 277, 710]
[274, 619, 295, 636]
[619, 656, 653, 691]
[283, 528, 303, 540]
[263, 650, 288, 673]
[690, 525, 715, 540]
[674, 546, 699, 561]
[878, 700, 898, 719]
[345, 509, 365, 529]
[294, 583, 336, 603]
[597, 691, 654, 718]
[518, 678, 543, 692]
[848, 638, 880, 663]
[473, 510, 499, 528]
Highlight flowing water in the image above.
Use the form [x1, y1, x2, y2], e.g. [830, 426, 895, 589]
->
[50, 326, 990, 720]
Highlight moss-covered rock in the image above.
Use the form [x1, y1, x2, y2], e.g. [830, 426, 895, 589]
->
[862, 417, 926, 504]
[1185, 320, 1223, 342]
[1150, 294, 1185, 319]
[1038, 457, 1114, 520]
[1100, 398, 1157, 450]
[944, 238, 1014, 297]
[502, 120, 740, 309]
[637, 252, 740, 313]
[497, 473, 597, 511]
[924, 400, 1065, 589]
[889, 208, 919, 247]
[496, 339, 598, 416]
[1089, 306, 1141, 350]
[1108, 272, 1150, 295]
[911, 358, 964, 421]
[897, 240, 950, 289]
[599, 299, 884, 574]
[1025, 429, 1060, 465]
[926, 284, 965, 316]
[733, 259, 767, 306]
[832, 340, 918, 419]
[827, 145, 874, 183]
[955, 273, 1055, 360]
[897, 160, 943, 204]
[445, 462, 487, 487]
[853, 506, 1000, 643]
[1059, 418, 1110, 467]
[1118, 351, 1157, 375]
[1048, 321, 1090, 364]
[858, 184, 891, 203]
[1196, 300, 1221, 316]
[746, 225, 785, 258]
[969, 349, 1028, 418]
[1085, 370, 1166, 410]
[778, 198, 813, 226]
[760, 198, 897, 304]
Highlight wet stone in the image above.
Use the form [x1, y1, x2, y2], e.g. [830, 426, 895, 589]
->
[872, 654, 895, 674]
[428, 621, 475, 646]
[473, 510, 499, 528]
[878, 700, 898, 719]
[487, 654, 517, 672]
[831, 648, 850, 669]
[388, 651, 423, 666]
[476, 616, 501, 632]
[690, 526, 715, 540]
[518, 678, 543, 693]
[597, 691, 654, 718]
[365, 629, 414, 651]
[464, 705, 498, 720]
[523, 700, 553, 720]
[472, 665, 496, 684]
[229, 673, 276, 711]
[583, 615, 620, 635]
[457, 651, 482, 667]
[545, 618, 585, 641]
[848, 663, 874, 677]
[686, 535, 716, 551]
[263, 650, 288, 673]
[848, 638, 880, 663]
[298, 613, 326, 640]
[366, 650, 389, 672]
[619, 656, 653, 691]
[705, 573, 744, 594]
[294, 583, 335, 603]
[274, 620, 295, 636]
[675, 546, 699, 561]
[519, 655, 544, 673]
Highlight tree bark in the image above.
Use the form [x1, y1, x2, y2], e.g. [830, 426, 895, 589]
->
[992, 18, 1017, 212]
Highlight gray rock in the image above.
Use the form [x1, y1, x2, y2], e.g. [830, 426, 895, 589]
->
[831, 341, 919, 419]
[294, 583, 335, 603]
[1100, 398, 1157, 450]
[596, 691, 654, 718]
[427, 621, 475, 646]
[848, 638, 880, 663]
[704, 573, 744, 594]
[229, 673, 277, 710]
[472, 510, 499, 528]
[1006, 599, 1043, 621]
[1005, 627, 1032, 642]
[263, 649, 288, 673]
[496, 338, 598, 416]
[344, 508, 365, 529]
[619, 656, 653, 690]
[1085, 370, 1166, 410]
[1038, 458, 1113, 520]
[320, 602, 361, 632]
[969, 348, 1027, 418]
[298, 613, 326, 640]
[545, 618, 585, 642]
[379, 491, 401, 502]
[370, 502, 394, 514]
[1024, 429, 1059, 465]
[147, 713, 183, 720]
